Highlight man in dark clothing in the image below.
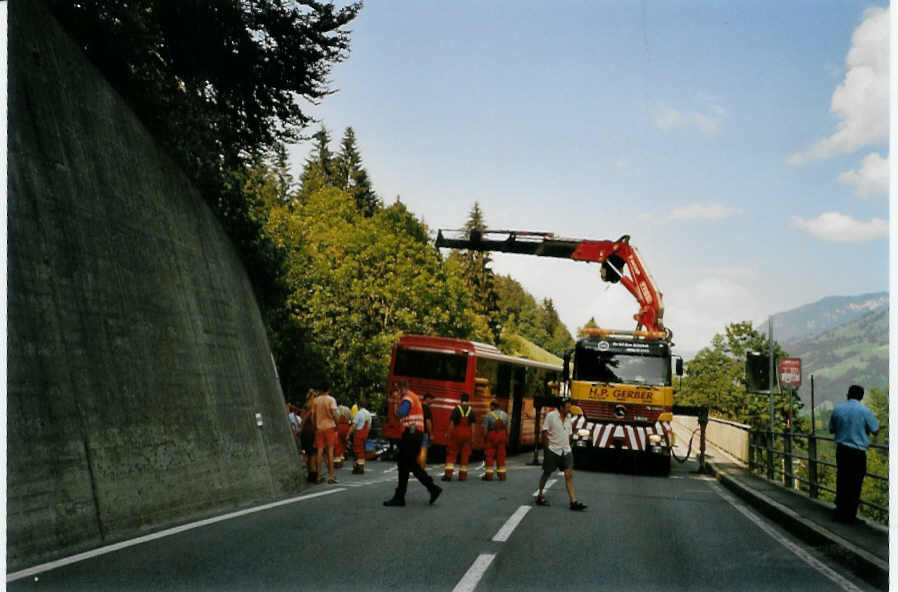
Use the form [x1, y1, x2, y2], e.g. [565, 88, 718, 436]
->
[828, 384, 879, 524]
[383, 381, 442, 507]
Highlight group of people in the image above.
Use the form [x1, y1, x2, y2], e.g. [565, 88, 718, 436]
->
[382, 381, 586, 511]
[287, 380, 878, 522]
[286, 385, 373, 485]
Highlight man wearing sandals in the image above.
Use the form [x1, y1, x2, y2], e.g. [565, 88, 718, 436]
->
[535, 397, 586, 511]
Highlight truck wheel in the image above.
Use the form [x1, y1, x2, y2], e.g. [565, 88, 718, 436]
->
[656, 454, 671, 476]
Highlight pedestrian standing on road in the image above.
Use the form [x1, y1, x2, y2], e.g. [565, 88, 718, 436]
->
[418, 393, 434, 470]
[443, 393, 475, 481]
[829, 384, 879, 524]
[383, 381, 442, 507]
[334, 402, 352, 469]
[349, 401, 372, 474]
[482, 399, 510, 481]
[312, 384, 339, 484]
[535, 398, 586, 511]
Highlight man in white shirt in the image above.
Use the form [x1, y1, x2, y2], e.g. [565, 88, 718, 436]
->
[535, 398, 586, 511]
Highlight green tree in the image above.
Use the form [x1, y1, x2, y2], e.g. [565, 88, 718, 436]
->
[269, 185, 485, 411]
[299, 126, 339, 198]
[580, 317, 600, 332]
[335, 127, 381, 216]
[458, 203, 501, 342]
[678, 321, 797, 427]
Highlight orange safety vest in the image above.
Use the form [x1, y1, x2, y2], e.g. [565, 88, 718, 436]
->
[399, 391, 425, 431]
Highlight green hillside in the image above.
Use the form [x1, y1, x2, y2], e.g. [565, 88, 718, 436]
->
[784, 308, 888, 410]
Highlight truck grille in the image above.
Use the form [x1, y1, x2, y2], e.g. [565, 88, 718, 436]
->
[575, 400, 664, 424]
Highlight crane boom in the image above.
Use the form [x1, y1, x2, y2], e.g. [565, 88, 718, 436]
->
[435, 228, 667, 336]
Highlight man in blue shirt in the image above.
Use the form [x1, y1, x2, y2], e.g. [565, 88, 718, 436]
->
[828, 385, 879, 524]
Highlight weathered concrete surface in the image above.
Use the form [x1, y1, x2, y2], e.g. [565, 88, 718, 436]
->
[8, 1, 303, 571]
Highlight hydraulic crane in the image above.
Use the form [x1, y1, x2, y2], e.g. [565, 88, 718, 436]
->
[435, 229, 669, 339]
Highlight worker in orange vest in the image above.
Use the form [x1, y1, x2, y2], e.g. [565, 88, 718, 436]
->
[443, 393, 475, 481]
[482, 399, 510, 481]
[383, 381, 442, 507]
[334, 402, 352, 468]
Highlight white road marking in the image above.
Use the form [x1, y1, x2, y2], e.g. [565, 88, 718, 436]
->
[383, 466, 397, 473]
[7, 488, 346, 583]
[532, 479, 557, 496]
[452, 553, 496, 592]
[708, 482, 864, 592]
[492, 505, 531, 542]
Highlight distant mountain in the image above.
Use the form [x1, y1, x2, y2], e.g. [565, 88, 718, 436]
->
[782, 307, 888, 411]
[770, 292, 887, 342]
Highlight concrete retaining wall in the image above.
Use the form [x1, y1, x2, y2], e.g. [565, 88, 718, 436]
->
[8, 1, 303, 571]
[673, 415, 751, 465]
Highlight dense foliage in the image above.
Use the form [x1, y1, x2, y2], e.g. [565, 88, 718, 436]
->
[677, 322, 800, 427]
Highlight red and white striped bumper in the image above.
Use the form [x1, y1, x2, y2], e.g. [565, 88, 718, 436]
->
[571, 415, 671, 453]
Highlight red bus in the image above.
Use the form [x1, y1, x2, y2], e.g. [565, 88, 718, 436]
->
[382, 335, 563, 452]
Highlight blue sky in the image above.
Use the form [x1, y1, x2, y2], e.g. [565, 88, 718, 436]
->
[288, 1, 890, 354]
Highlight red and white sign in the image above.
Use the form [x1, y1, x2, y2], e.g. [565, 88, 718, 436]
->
[779, 358, 801, 388]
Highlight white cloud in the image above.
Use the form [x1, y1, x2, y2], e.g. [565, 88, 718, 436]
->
[788, 6, 889, 164]
[651, 102, 727, 135]
[837, 152, 889, 197]
[790, 211, 888, 242]
[665, 202, 741, 222]
[664, 276, 765, 354]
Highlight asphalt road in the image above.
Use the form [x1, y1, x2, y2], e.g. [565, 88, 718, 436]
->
[8, 450, 878, 592]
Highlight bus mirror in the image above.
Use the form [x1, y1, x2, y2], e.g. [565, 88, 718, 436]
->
[562, 351, 571, 382]
[675, 357, 683, 376]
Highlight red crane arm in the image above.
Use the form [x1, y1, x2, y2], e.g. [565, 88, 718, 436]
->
[435, 229, 666, 335]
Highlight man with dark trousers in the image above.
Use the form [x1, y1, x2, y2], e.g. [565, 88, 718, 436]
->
[829, 384, 879, 524]
[383, 381, 442, 507]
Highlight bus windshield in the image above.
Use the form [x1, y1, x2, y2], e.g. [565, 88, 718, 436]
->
[574, 350, 670, 386]
[393, 348, 468, 382]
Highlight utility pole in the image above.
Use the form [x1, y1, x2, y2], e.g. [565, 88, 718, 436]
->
[768, 317, 774, 434]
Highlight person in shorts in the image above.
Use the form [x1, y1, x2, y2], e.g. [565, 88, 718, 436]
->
[312, 384, 339, 484]
[535, 398, 586, 511]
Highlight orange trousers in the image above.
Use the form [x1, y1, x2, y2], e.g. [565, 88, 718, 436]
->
[352, 426, 370, 463]
[445, 426, 472, 478]
[484, 429, 507, 480]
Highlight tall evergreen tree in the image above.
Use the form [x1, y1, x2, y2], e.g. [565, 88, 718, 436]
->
[336, 127, 381, 216]
[299, 126, 337, 198]
[461, 203, 501, 343]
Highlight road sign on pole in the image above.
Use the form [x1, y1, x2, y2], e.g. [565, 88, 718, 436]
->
[779, 358, 801, 388]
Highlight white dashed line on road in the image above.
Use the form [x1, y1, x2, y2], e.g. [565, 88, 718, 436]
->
[452, 554, 496, 592]
[492, 505, 531, 542]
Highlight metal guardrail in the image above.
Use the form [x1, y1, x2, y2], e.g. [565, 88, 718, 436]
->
[748, 428, 889, 524]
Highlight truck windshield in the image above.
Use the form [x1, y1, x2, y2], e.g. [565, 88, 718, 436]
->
[394, 349, 468, 382]
[574, 351, 670, 386]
